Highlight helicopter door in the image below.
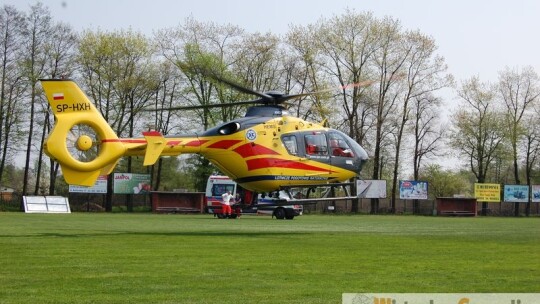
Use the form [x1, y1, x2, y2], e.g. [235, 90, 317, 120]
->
[301, 132, 331, 174]
[328, 132, 356, 169]
[281, 133, 331, 178]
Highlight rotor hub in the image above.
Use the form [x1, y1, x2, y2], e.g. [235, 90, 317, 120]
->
[76, 135, 93, 151]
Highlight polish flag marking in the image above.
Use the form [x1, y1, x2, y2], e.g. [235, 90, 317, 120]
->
[53, 93, 64, 100]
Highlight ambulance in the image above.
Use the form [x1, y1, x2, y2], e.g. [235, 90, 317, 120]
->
[204, 175, 303, 219]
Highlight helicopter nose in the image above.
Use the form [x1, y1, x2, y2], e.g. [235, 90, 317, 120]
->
[356, 147, 369, 172]
[358, 146, 369, 162]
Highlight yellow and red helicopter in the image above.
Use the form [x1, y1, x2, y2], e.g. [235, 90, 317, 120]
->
[40, 71, 370, 198]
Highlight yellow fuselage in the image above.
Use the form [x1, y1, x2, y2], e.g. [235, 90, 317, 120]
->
[122, 115, 357, 192]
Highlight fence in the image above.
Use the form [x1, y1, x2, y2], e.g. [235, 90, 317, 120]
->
[1, 193, 539, 216]
[303, 198, 540, 216]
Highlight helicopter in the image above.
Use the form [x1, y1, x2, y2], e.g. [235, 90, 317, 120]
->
[39, 70, 370, 196]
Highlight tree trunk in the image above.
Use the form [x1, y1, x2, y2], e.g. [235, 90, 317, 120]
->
[350, 177, 359, 213]
[126, 157, 133, 212]
[48, 161, 59, 195]
[105, 175, 113, 212]
[34, 113, 48, 194]
[154, 158, 163, 191]
[371, 122, 383, 214]
[22, 84, 36, 202]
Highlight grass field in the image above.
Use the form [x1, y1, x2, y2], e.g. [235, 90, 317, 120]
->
[0, 213, 538, 304]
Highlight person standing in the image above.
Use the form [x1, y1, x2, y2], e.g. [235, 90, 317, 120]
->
[234, 193, 242, 218]
[221, 190, 233, 218]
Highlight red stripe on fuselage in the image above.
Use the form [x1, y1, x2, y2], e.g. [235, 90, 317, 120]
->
[185, 140, 208, 147]
[246, 158, 331, 172]
[142, 131, 162, 136]
[167, 140, 181, 146]
[234, 143, 280, 158]
[207, 140, 242, 149]
[101, 138, 190, 146]
[102, 139, 147, 144]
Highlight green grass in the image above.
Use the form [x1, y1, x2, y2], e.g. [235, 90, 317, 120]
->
[0, 213, 538, 303]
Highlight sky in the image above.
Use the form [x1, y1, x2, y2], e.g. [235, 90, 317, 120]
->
[4, 0, 540, 89]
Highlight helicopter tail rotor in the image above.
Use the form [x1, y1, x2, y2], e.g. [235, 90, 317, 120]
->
[41, 80, 127, 186]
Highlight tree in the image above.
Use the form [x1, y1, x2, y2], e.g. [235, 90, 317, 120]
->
[412, 95, 444, 180]
[313, 10, 378, 145]
[38, 22, 77, 195]
[155, 18, 249, 189]
[522, 113, 540, 216]
[232, 32, 281, 92]
[0, 5, 26, 185]
[20, 3, 52, 199]
[497, 66, 540, 216]
[285, 11, 451, 213]
[156, 17, 244, 130]
[498, 66, 540, 185]
[285, 24, 333, 123]
[148, 60, 185, 190]
[153, 157, 193, 191]
[388, 30, 451, 213]
[451, 77, 506, 214]
[410, 94, 445, 213]
[419, 164, 469, 198]
[78, 29, 158, 136]
[369, 16, 407, 213]
[77, 29, 159, 211]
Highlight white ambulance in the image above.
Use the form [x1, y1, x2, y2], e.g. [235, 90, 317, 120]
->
[204, 175, 302, 219]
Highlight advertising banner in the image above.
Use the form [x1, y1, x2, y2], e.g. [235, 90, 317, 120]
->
[113, 173, 151, 194]
[357, 180, 387, 198]
[532, 185, 540, 203]
[399, 180, 428, 200]
[69, 175, 108, 193]
[474, 183, 500, 202]
[503, 185, 529, 203]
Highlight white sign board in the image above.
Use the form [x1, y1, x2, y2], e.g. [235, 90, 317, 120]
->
[23, 196, 71, 213]
[357, 180, 387, 198]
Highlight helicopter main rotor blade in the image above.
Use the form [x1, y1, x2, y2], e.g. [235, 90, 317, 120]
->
[178, 61, 273, 100]
[208, 73, 274, 100]
[315, 80, 378, 94]
[147, 57, 386, 113]
[143, 79, 381, 112]
[142, 98, 265, 112]
[276, 79, 378, 103]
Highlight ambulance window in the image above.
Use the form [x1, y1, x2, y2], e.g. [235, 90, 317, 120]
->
[305, 133, 328, 155]
[211, 184, 235, 196]
[282, 135, 298, 155]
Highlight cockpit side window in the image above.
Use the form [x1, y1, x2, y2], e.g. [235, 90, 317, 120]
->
[282, 135, 298, 155]
[305, 133, 328, 155]
[328, 132, 354, 157]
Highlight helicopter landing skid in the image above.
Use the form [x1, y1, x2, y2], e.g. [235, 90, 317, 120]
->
[275, 181, 359, 206]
